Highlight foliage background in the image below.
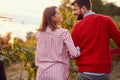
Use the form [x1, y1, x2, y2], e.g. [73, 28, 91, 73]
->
[0, 0, 120, 80]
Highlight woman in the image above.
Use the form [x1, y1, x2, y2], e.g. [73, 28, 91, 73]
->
[35, 6, 80, 80]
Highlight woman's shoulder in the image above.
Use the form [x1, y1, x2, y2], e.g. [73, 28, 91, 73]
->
[55, 28, 70, 38]
[55, 28, 69, 34]
[56, 28, 69, 33]
[36, 31, 42, 35]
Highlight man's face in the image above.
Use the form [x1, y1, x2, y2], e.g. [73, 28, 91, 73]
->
[72, 3, 83, 20]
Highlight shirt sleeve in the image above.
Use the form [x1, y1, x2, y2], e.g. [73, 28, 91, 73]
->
[63, 30, 80, 58]
[108, 17, 120, 47]
[35, 32, 40, 66]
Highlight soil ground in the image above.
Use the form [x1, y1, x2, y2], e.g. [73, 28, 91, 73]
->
[5, 62, 120, 80]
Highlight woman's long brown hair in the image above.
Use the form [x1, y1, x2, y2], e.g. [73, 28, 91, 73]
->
[38, 6, 59, 31]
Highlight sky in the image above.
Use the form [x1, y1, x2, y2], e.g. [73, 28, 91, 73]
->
[0, 0, 61, 25]
[0, 0, 61, 41]
[0, 0, 119, 41]
[106, 0, 120, 6]
[0, 0, 119, 25]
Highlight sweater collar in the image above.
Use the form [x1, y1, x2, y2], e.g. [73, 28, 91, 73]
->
[84, 11, 95, 18]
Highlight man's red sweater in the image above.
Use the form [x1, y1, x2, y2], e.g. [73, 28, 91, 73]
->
[71, 14, 120, 73]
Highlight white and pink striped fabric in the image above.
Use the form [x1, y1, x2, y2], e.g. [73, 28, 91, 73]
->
[35, 27, 80, 80]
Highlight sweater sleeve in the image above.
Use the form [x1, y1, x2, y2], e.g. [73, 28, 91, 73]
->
[111, 48, 120, 54]
[71, 25, 79, 47]
[63, 30, 80, 58]
[108, 17, 120, 47]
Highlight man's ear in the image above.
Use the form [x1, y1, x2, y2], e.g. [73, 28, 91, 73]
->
[81, 6, 87, 14]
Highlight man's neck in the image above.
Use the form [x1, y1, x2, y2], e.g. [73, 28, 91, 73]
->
[84, 10, 95, 18]
[84, 10, 92, 15]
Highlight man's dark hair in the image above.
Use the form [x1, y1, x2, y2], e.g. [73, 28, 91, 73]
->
[71, 0, 92, 10]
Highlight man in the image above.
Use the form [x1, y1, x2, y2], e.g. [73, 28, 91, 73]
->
[71, 0, 120, 80]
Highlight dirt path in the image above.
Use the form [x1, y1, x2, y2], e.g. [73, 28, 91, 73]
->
[6, 63, 28, 80]
[111, 62, 120, 80]
[5, 62, 120, 80]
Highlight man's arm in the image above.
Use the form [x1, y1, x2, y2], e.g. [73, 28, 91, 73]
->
[108, 17, 120, 47]
[111, 48, 120, 54]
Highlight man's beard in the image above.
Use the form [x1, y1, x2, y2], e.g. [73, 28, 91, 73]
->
[76, 10, 83, 20]
[77, 12, 83, 20]
[77, 14, 83, 20]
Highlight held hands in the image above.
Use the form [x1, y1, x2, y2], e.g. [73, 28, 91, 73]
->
[71, 46, 81, 58]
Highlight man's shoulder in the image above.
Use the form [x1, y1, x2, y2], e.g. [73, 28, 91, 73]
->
[73, 21, 81, 27]
[94, 14, 111, 19]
